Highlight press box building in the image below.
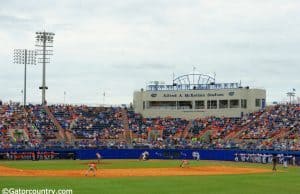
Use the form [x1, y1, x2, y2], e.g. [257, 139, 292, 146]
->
[133, 73, 266, 119]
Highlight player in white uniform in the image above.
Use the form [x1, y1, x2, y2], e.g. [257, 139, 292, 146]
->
[96, 152, 102, 164]
[192, 151, 200, 161]
[234, 153, 239, 162]
[262, 154, 267, 164]
[139, 151, 149, 161]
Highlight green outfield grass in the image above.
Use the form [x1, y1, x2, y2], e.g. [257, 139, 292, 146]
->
[0, 160, 299, 194]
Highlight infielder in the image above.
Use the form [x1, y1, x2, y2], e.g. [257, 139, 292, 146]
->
[180, 160, 189, 168]
[85, 162, 97, 176]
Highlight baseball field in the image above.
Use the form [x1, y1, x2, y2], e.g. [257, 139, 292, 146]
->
[0, 159, 299, 194]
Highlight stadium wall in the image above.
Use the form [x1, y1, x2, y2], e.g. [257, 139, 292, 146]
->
[74, 149, 300, 163]
[1, 149, 300, 164]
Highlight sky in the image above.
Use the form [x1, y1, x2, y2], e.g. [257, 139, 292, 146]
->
[0, 0, 299, 105]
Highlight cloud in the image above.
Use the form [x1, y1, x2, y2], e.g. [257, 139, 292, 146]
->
[0, 0, 300, 104]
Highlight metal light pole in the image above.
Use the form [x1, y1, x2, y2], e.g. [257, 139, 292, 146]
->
[13, 49, 36, 106]
[35, 31, 55, 105]
[21, 90, 24, 105]
[286, 91, 296, 104]
[64, 91, 66, 104]
[103, 91, 105, 106]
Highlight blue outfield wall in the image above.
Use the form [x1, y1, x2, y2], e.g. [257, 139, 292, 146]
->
[75, 149, 239, 160]
[1, 149, 300, 163]
[74, 149, 300, 161]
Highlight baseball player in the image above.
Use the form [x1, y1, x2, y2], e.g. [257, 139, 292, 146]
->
[292, 156, 296, 166]
[96, 152, 102, 164]
[139, 151, 149, 161]
[85, 162, 97, 176]
[272, 155, 277, 171]
[180, 160, 189, 168]
[192, 151, 200, 161]
[234, 153, 239, 162]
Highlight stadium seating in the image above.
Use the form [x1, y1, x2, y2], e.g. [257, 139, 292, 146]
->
[0, 102, 299, 150]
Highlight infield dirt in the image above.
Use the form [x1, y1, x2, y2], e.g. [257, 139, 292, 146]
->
[0, 165, 271, 178]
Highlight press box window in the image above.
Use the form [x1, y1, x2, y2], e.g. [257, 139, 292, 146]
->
[207, 100, 217, 109]
[195, 101, 205, 109]
[255, 99, 261, 107]
[148, 101, 176, 109]
[230, 99, 239, 108]
[241, 99, 247, 109]
[178, 101, 192, 109]
[219, 100, 228, 109]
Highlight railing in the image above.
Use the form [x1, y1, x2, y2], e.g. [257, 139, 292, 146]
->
[146, 82, 241, 91]
[43, 106, 66, 141]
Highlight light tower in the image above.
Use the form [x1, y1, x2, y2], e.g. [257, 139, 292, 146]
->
[286, 90, 296, 104]
[13, 49, 36, 106]
[35, 31, 55, 105]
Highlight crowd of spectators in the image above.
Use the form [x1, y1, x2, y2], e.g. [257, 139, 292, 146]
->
[127, 110, 190, 148]
[0, 103, 61, 149]
[0, 102, 299, 150]
[0, 103, 30, 149]
[49, 105, 125, 149]
[28, 105, 59, 140]
[126, 104, 300, 150]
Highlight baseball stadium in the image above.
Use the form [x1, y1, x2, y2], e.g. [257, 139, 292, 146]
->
[1, 1, 300, 194]
[0, 71, 300, 194]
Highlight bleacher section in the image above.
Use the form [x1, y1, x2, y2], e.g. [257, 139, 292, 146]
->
[0, 103, 299, 150]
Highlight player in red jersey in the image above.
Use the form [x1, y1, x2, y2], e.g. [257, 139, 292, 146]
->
[180, 160, 189, 168]
[85, 162, 97, 176]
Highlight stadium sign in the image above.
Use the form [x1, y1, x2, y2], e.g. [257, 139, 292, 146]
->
[207, 93, 224, 97]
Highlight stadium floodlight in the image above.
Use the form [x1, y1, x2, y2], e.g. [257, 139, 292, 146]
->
[13, 49, 36, 106]
[286, 90, 296, 104]
[35, 31, 55, 105]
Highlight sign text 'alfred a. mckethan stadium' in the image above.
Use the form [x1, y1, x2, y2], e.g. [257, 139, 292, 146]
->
[161, 93, 225, 98]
